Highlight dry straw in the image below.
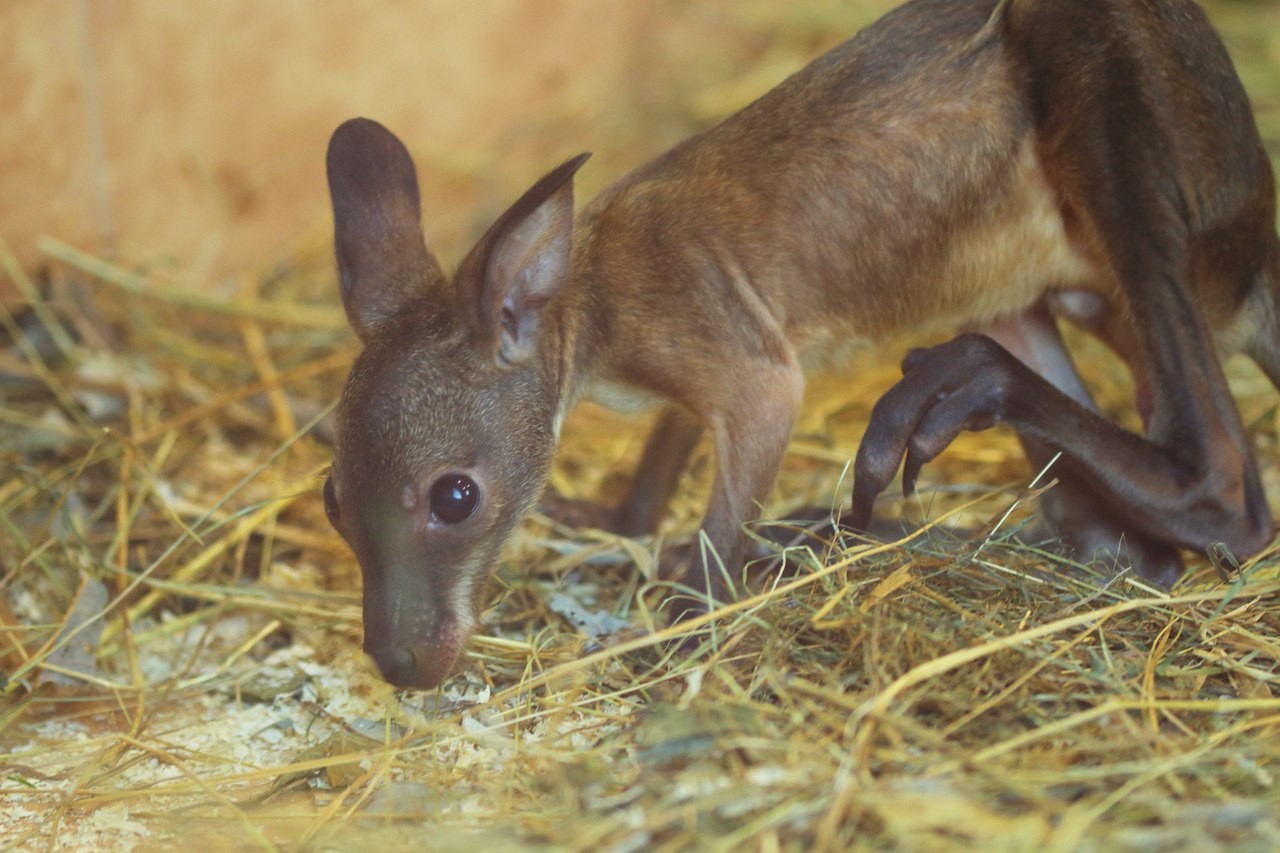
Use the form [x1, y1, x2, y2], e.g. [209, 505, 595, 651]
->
[3, 2, 1280, 850]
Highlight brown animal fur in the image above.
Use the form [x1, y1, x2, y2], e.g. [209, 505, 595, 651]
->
[324, 0, 1278, 688]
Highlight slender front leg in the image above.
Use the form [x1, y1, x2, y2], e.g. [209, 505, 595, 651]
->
[679, 361, 805, 608]
[539, 406, 701, 535]
[613, 406, 704, 536]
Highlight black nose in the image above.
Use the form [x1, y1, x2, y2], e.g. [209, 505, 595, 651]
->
[371, 644, 419, 687]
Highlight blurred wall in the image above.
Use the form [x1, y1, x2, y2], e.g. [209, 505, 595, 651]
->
[3, 0, 1273, 305]
[3, 1, 692, 298]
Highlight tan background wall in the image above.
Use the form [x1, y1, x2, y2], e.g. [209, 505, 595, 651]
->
[3, 1, 1276, 304]
[2, 0, 900, 300]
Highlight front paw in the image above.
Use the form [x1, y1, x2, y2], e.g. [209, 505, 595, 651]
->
[851, 334, 1022, 529]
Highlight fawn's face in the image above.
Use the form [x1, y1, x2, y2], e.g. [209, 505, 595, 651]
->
[325, 298, 558, 689]
[325, 117, 587, 688]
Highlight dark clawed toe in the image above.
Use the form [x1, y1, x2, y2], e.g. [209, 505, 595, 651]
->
[901, 450, 924, 498]
[851, 448, 905, 531]
[847, 504, 870, 534]
[849, 477, 879, 532]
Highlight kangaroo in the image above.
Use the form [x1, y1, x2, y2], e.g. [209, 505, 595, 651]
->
[323, 0, 1278, 688]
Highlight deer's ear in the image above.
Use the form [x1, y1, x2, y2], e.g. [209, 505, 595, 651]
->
[456, 153, 590, 364]
[326, 118, 446, 339]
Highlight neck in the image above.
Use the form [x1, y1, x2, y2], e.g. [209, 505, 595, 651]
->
[546, 226, 609, 437]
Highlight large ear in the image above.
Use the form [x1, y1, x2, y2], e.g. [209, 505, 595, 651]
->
[458, 152, 591, 364]
[326, 117, 447, 340]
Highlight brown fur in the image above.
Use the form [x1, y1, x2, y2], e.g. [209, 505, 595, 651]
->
[324, 0, 1278, 688]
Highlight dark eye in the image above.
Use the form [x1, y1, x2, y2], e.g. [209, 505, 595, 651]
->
[322, 476, 340, 524]
[430, 474, 479, 524]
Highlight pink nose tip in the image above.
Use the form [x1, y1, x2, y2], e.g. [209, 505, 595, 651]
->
[371, 645, 421, 687]
[365, 638, 460, 690]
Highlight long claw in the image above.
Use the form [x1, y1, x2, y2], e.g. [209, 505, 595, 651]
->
[902, 451, 922, 498]
[849, 483, 875, 532]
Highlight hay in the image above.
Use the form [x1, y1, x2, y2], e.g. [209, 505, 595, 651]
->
[3, 2, 1280, 850]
